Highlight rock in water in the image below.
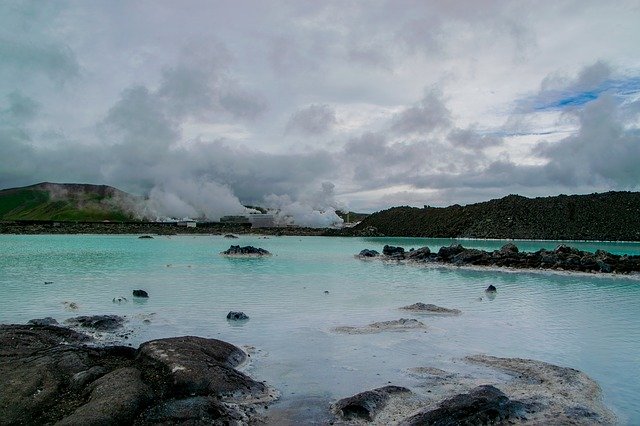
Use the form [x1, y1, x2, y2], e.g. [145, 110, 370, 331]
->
[400, 385, 526, 425]
[358, 249, 380, 257]
[27, 317, 59, 326]
[400, 303, 461, 315]
[221, 245, 271, 256]
[64, 315, 125, 331]
[138, 235, 154, 239]
[334, 385, 411, 421]
[132, 289, 149, 298]
[227, 311, 249, 321]
[224, 234, 239, 239]
[485, 285, 497, 293]
[383, 245, 405, 257]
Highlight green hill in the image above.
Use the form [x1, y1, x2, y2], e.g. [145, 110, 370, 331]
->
[0, 182, 142, 221]
[345, 192, 640, 241]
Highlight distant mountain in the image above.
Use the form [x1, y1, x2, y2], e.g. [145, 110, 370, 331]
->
[0, 182, 143, 221]
[346, 192, 640, 241]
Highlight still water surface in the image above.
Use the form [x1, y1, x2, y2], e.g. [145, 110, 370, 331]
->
[1, 235, 639, 423]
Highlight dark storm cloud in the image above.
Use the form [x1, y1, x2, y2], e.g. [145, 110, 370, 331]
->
[286, 104, 337, 135]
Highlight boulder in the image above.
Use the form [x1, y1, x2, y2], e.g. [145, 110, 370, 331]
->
[406, 246, 431, 260]
[132, 289, 149, 298]
[221, 245, 271, 256]
[452, 249, 488, 265]
[64, 315, 125, 331]
[334, 385, 411, 421]
[358, 249, 380, 257]
[224, 234, 239, 239]
[437, 244, 465, 260]
[485, 285, 497, 293]
[400, 385, 526, 425]
[383, 245, 405, 257]
[499, 243, 519, 254]
[138, 235, 154, 239]
[226, 311, 249, 321]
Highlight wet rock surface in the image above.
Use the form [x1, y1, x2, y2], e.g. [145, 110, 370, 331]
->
[64, 314, 125, 331]
[399, 303, 461, 315]
[357, 243, 640, 274]
[0, 324, 274, 425]
[400, 385, 527, 425]
[221, 245, 271, 256]
[334, 385, 411, 421]
[132, 289, 149, 298]
[333, 318, 426, 334]
[227, 311, 249, 321]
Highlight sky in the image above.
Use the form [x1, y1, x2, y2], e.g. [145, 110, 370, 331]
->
[1, 1, 639, 223]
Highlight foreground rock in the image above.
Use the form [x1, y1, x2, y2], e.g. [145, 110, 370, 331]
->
[227, 311, 249, 321]
[64, 314, 125, 331]
[332, 355, 615, 425]
[133, 289, 149, 298]
[221, 245, 271, 256]
[400, 303, 461, 315]
[0, 324, 274, 425]
[333, 385, 411, 421]
[333, 318, 426, 334]
[357, 243, 640, 274]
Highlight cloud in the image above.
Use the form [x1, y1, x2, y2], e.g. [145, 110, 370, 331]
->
[390, 90, 452, 135]
[286, 104, 337, 135]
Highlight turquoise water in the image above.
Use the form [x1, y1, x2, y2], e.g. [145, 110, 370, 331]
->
[1, 235, 639, 423]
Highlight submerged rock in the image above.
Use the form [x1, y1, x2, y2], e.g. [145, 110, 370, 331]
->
[226, 311, 249, 321]
[138, 235, 154, 239]
[485, 285, 497, 293]
[334, 385, 411, 421]
[132, 289, 149, 298]
[333, 318, 426, 334]
[224, 234, 239, 239]
[400, 303, 461, 315]
[64, 315, 125, 331]
[221, 245, 271, 256]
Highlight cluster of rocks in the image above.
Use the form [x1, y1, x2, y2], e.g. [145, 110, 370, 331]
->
[0, 323, 275, 425]
[220, 245, 271, 256]
[331, 355, 615, 424]
[358, 243, 640, 274]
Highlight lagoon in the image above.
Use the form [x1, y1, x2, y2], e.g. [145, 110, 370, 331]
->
[1, 235, 639, 423]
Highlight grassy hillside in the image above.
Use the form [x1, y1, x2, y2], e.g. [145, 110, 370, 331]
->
[0, 183, 141, 221]
[347, 192, 640, 241]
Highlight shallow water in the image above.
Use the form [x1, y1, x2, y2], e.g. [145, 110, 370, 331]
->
[1, 235, 639, 423]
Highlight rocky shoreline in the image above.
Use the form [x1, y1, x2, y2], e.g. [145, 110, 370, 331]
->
[357, 243, 640, 275]
[0, 319, 616, 425]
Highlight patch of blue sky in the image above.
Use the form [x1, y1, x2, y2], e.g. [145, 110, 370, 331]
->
[526, 76, 640, 112]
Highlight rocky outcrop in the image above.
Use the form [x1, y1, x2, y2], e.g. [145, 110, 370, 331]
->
[333, 318, 426, 334]
[357, 249, 380, 258]
[357, 243, 640, 274]
[0, 324, 274, 425]
[133, 289, 149, 298]
[334, 385, 411, 421]
[400, 385, 527, 425]
[221, 245, 271, 256]
[400, 303, 461, 315]
[64, 314, 125, 331]
[343, 191, 640, 241]
[27, 317, 59, 326]
[227, 311, 249, 321]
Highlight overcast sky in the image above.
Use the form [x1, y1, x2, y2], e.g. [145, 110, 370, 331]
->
[1, 0, 639, 218]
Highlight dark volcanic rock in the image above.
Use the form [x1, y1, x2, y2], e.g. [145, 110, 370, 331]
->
[137, 336, 265, 398]
[28, 317, 59, 326]
[406, 246, 431, 260]
[227, 311, 249, 321]
[65, 314, 125, 331]
[221, 245, 271, 256]
[358, 249, 380, 257]
[138, 235, 154, 239]
[0, 324, 272, 425]
[383, 245, 405, 257]
[452, 248, 490, 265]
[400, 303, 461, 315]
[334, 385, 411, 421]
[132, 289, 149, 298]
[485, 285, 497, 293]
[500, 242, 519, 254]
[437, 244, 465, 260]
[224, 234, 239, 239]
[400, 385, 526, 425]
